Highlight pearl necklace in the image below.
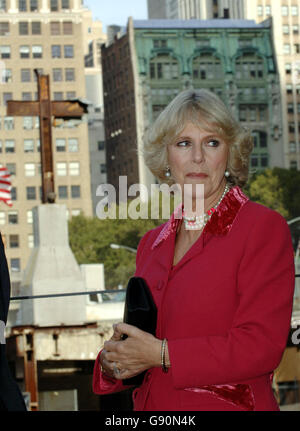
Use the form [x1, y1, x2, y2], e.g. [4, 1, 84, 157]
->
[183, 183, 231, 230]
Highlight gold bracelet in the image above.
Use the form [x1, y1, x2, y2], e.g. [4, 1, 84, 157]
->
[161, 338, 168, 373]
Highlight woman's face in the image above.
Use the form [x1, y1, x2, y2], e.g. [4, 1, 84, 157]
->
[167, 122, 229, 203]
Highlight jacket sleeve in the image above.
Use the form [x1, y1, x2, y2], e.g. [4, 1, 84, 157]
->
[0, 233, 10, 324]
[168, 210, 295, 388]
[92, 350, 129, 395]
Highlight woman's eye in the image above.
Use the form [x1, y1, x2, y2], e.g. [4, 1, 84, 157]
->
[176, 141, 190, 147]
[207, 139, 220, 147]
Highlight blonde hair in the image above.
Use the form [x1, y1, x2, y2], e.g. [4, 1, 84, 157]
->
[143, 89, 253, 188]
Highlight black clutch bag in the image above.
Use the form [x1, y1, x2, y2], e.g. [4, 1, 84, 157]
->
[122, 277, 157, 386]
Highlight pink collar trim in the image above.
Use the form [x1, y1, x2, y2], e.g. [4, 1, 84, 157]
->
[151, 186, 249, 250]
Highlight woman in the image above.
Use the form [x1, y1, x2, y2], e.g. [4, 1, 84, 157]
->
[93, 89, 295, 411]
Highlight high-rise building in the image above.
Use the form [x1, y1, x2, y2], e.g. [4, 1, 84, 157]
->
[147, 0, 168, 19]
[0, 0, 95, 282]
[148, 0, 229, 20]
[83, 9, 107, 215]
[102, 18, 283, 199]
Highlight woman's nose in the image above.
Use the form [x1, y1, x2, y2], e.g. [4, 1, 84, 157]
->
[192, 144, 204, 163]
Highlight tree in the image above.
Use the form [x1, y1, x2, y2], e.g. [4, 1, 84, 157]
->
[246, 167, 300, 250]
[246, 168, 289, 218]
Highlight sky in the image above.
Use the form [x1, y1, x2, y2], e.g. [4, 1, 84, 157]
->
[83, 0, 148, 31]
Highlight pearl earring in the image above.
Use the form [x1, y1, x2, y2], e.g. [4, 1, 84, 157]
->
[165, 166, 171, 178]
[225, 170, 230, 178]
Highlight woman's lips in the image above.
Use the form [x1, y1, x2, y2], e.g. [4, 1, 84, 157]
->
[186, 173, 208, 178]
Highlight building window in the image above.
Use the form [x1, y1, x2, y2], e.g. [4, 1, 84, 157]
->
[289, 142, 296, 153]
[22, 92, 32, 101]
[32, 45, 43, 58]
[193, 55, 222, 80]
[5, 140, 15, 153]
[53, 68, 63, 82]
[32, 21, 41, 35]
[26, 186, 36, 200]
[62, 0, 70, 9]
[291, 6, 298, 16]
[3, 93, 12, 106]
[56, 138, 66, 151]
[50, 21, 60, 35]
[21, 68, 31, 82]
[58, 185, 68, 199]
[265, 5, 271, 16]
[20, 45, 30, 58]
[64, 45, 74, 58]
[294, 44, 300, 54]
[286, 84, 293, 94]
[19, 0, 27, 11]
[50, 0, 58, 11]
[150, 55, 179, 80]
[54, 92, 63, 101]
[69, 162, 80, 176]
[287, 103, 294, 114]
[63, 22, 73, 35]
[25, 163, 35, 177]
[285, 63, 292, 74]
[6, 163, 16, 175]
[10, 258, 20, 272]
[9, 235, 19, 248]
[57, 162, 67, 176]
[0, 22, 9, 36]
[11, 187, 17, 201]
[0, 211, 5, 225]
[66, 91, 76, 99]
[30, 0, 38, 11]
[282, 6, 289, 16]
[68, 138, 78, 152]
[100, 163, 107, 174]
[257, 5, 263, 16]
[153, 39, 167, 48]
[8, 211, 18, 225]
[71, 185, 80, 198]
[27, 210, 33, 224]
[4, 117, 14, 130]
[259, 105, 267, 121]
[283, 25, 290, 34]
[290, 160, 298, 169]
[23, 117, 33, 130]
[52, 45, 61, 58]
[98, 141, 105, 151]
[289, 122, 295, 133]
[19, 21, 29, 35]
[283, 44, 291, 55]
[28, 234, 34, 249]
[235, 54, 264, 79]
[65, 68, 75, 81]
[0, 45, 10, 58]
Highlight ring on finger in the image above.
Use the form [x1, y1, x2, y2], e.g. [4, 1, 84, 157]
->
[113, 363, 121, 375]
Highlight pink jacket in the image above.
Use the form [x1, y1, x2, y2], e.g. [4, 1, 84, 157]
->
[93, 186, 295, 411]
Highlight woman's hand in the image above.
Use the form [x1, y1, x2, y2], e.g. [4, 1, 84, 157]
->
[101, 323, 162, 380]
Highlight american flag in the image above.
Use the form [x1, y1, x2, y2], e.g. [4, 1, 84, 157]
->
[0, 166, 12, 207]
